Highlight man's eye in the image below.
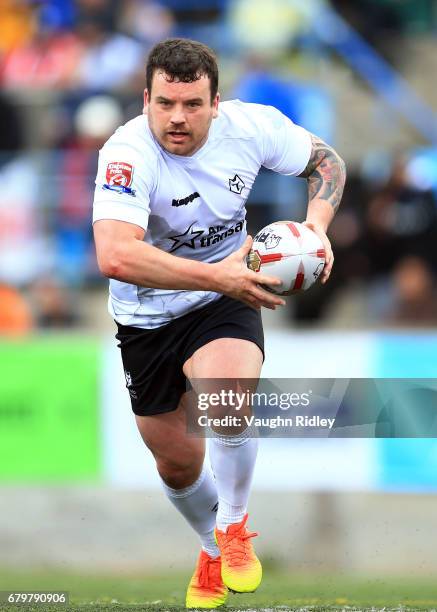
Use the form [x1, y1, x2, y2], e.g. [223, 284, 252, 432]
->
[188, 102, 201, 108]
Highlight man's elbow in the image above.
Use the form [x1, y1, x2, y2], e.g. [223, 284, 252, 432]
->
[96, 249, 127, 280]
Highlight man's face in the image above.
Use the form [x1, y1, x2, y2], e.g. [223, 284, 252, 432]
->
[144, 71, 219, 156]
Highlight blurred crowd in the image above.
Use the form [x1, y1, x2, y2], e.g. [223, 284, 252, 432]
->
[0, 0, 436, 334]
[286, 152, 437, 327]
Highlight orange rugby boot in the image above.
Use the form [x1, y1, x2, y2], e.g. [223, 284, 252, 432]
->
[186, 550, 228, 609]
[215, 513, 262, 593]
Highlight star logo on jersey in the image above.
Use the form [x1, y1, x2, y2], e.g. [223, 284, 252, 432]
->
[229, 173, 245, 194]
[168, 222, 205, 252]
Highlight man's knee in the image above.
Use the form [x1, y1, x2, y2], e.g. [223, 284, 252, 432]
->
[156, 453, 203, 489]
[134, 407, 205, 488]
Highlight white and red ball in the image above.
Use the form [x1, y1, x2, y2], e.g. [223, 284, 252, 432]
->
[247, 221, 325, 295]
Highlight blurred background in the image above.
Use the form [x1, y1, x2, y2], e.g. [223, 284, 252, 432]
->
[1, 0, 437, 604]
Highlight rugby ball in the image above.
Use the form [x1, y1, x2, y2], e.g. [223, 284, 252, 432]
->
[247, 221, 325, 295]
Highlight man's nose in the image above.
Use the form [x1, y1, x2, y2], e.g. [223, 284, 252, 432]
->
[170, 107, 186, 124]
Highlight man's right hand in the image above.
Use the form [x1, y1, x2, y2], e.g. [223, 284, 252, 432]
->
[210, 236, 285, 310]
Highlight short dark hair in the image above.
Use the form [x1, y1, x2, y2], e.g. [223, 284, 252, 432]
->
[146, 38, 219, 103]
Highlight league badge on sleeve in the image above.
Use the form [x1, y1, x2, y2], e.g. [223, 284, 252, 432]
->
[106, 162, 134, 187]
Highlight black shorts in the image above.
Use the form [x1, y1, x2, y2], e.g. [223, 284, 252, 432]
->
[115, 295, 264, 416]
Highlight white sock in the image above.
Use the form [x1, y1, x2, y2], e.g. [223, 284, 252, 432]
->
[160, 463, 220, 558]
[208, 428, 258, 531]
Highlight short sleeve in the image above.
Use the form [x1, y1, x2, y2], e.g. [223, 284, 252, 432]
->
[93, 141, 156, 231]
[256, 105, 312, 176]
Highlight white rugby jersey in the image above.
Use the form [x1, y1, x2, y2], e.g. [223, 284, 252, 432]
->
[93, 100, 312, 328]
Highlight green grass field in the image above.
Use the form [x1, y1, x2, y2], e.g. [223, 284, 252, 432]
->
[1, 568, 437, 611]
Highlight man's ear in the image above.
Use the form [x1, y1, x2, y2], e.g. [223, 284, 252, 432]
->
[143, 89, 149, 114]
[212, 92, 220, 119]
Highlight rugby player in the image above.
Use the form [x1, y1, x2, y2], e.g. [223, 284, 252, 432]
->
[93, 38, 346, 608]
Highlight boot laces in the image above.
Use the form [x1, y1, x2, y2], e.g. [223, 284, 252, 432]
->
[198, 554, 221, 589]
[221, 515, 258, 566]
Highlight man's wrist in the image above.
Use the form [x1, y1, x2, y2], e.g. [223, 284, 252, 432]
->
[304, 219, 329, 234]
[203, 261, 224, 294]
[194, 260, 222, 293]
[305, 198, 334, 233]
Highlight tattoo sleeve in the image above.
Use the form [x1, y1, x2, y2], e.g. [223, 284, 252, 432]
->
[298, 134, 346, 213]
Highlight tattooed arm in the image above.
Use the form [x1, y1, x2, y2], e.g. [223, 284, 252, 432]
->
[299, 133, 346, 215]
[298, 134, 346, 283]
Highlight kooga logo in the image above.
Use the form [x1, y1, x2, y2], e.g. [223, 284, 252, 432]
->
[172, 192, 200, 207]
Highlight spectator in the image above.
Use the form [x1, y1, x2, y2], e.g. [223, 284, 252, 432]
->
[38, 0, 77, 32]
[54, 95, 124, 283]
[0, 0, 37, 55]
[0, 93, 23, 153]
[388, 256, 437, 326]
[1, 19, 83, 90]
[30, 277, 79, 329]
[76, 0, 118, 31]
[119, 0, 174, 47]
[366, 155, 437, 278]
[75, 17, 145, 91]
[0, 283, 33, 336]
[229, 0, 321, 57]
[0, 153, 53, 286]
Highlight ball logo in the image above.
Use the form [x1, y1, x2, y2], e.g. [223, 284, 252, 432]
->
[265, 233, 281, 250]
[313, 262, 324, 279]
[106, 162, 134, 187]
[254, 230, 282, 250]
